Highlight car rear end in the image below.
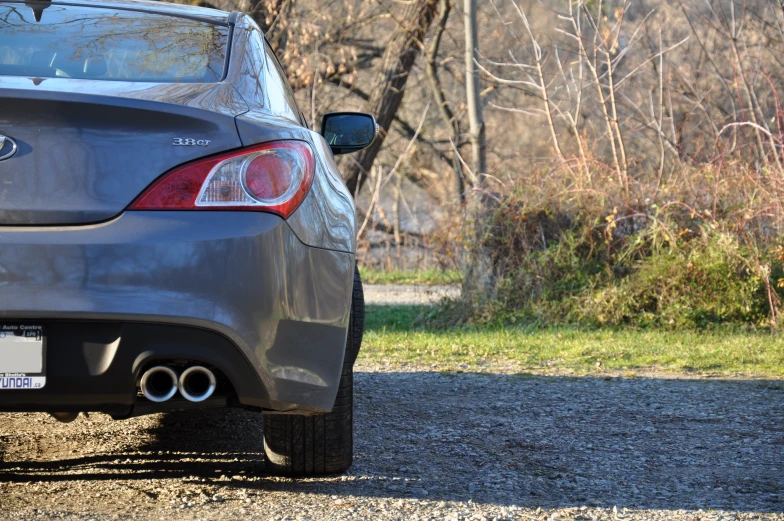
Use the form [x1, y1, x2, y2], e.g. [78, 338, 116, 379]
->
[0, 0, 356, 425]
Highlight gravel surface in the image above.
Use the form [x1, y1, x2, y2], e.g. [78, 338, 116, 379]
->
[0, 286, 782, 520]
[362, 284, 460, 305]
[1, 373, 782, 520]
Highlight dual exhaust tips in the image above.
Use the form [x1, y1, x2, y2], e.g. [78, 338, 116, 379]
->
[140, 365, 216, 403]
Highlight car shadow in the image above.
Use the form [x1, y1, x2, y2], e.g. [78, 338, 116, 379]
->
[0, 371, 782, 512]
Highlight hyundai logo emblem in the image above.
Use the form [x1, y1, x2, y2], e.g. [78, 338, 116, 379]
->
[0, 135, 18, 161]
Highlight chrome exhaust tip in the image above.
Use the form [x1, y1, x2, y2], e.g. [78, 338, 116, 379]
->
[140, 366, 178, 403]
[178, 366, 216, 402]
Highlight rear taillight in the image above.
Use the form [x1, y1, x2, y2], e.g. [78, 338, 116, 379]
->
[130, 140, 315, 219]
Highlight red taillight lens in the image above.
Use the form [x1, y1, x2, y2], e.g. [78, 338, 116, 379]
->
[245, 151, 296, 200]
[130, 140, 315, 219]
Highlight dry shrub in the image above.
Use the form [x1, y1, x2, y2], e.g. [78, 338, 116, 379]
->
[574, 231, 764, 328]
[457, 158, 784, 328]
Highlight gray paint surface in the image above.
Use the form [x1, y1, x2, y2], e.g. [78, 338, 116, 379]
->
[0, 212, 352, 411]
[286, 130, 357, 253]
[0, 80, 247, 225]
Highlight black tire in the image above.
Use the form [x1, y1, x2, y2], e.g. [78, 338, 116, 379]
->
[349, 266, 364, 365]
[262, 266, 364, 476]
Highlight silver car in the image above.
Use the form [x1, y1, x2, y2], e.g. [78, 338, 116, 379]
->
[0, 0, 374, 476]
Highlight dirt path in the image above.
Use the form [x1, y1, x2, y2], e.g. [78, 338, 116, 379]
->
[362, 283, 460, 305]
[0, 286, 782, 520]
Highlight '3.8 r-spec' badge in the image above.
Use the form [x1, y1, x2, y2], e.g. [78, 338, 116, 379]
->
[173, 138, 211, 147]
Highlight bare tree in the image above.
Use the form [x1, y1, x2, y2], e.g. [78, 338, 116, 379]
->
[341, 0, 440, 196]
[462, 0, 494, 300]
[464, 0, 486, 181]
[426, 0, 466, 203]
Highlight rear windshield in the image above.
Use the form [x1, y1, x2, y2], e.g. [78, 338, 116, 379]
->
[0, 3, 229, 83]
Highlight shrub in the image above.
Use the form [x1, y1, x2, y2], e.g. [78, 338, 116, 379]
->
[572, 231, 767, 328]
[457, 163, 784, 329]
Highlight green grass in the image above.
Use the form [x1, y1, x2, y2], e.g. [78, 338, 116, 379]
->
[359, 267, 461, 286]
[361, 305, 784, 377]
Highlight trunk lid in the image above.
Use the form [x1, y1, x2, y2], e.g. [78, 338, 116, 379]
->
[0, 78, 248, 225]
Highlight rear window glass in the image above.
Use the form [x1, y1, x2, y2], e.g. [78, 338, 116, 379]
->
[0, 3, 229, 83]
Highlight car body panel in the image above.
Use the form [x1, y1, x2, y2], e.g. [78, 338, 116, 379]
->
[235, 112, 357, 253]
[0, 80, 248, 225]
[0, 212, 352, 411]
[228, 15, 302, 123]
[286, 130, 357, 253]
[0, 76, 249, 113]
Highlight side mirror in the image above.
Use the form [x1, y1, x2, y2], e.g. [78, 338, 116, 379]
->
[320, 112, 378, 155]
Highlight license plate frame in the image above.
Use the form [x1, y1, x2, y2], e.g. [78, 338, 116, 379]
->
[0, 324, 46, 390]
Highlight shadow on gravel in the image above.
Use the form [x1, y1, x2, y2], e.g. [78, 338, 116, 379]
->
[0, 372, 782, 513]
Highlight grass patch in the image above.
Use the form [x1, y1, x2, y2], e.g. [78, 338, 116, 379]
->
[361, 305, 784, 376]
[359, 267, 460, 286]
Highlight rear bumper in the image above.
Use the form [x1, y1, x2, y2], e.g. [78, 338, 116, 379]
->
[0, 212, 354, 414]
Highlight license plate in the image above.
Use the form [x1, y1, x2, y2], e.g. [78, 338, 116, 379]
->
[0, 324, 45, 389]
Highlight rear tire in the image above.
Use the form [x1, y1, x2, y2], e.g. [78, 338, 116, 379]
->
[262, 266, 363, 476]
[349, 265, 364, 365]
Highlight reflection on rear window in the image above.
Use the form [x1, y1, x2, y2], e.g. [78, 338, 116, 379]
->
[0, 4, 228, 82]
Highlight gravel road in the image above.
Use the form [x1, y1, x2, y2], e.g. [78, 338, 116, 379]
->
[361, 283, 460, 305]
[0, 285, 782, 520]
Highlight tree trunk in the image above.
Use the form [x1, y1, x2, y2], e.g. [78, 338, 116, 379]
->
[463, 0, 486, 180]
[342, 0, 440, 197]
[461, 0, 493, 301]
[425, 0, 465, 204]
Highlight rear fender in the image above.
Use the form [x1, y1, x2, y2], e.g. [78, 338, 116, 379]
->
[234, 113, 356, 254]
